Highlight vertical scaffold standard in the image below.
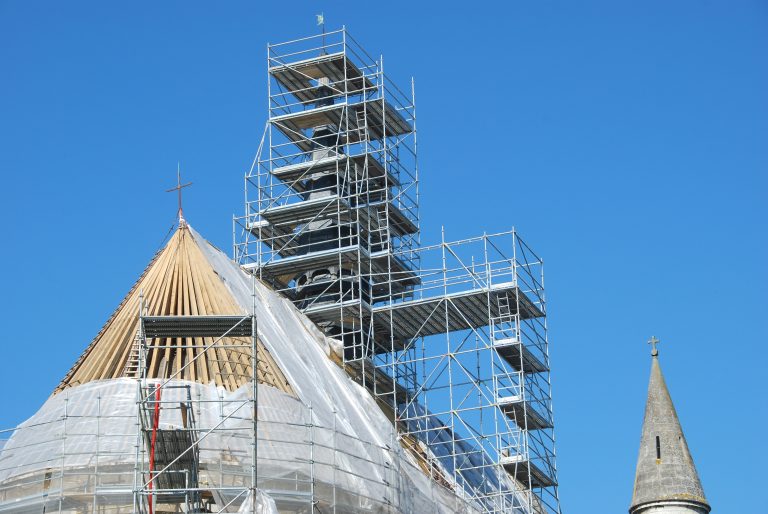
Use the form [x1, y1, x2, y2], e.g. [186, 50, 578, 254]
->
[235, 27, 561, 513]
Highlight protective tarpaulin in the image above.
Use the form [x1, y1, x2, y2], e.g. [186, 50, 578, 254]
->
[237, 490, 278, 514]
[0, 378, 477, 513]
[0, 227, 525, 512]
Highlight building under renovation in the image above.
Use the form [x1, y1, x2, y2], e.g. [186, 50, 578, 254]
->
[0, 28, 561, 513]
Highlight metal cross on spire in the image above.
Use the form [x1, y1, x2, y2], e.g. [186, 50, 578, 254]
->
[166, 163, 192, 226]
[648, 336, 660, 357]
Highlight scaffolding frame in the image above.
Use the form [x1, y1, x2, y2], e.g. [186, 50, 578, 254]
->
[132, 288, 261, 513]
[0, 374, 447, 513]
[384, 230, 560, 513]
[0, 268, 468, 513]
[234, 27, 420, 364]
[0, 27, 562, 514]
[234, 28, 561, 513]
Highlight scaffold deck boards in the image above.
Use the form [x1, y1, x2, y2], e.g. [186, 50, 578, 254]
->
[261, 194, 344, 226]
[272, 101, 411, 151]
[302, 298, 372, 323]
[258, 195, 417, 241]
[372, 284, 544, 340]
[500, 454, 557, 488]
[247, 244, 419, 291]
[142, 315, 253, 338]
[272, 153, 399, 193]
[269, 51, 373, 103]
[497, 396, 553, 430]
[494, 338, 548, 373]
[345, 359, 412, 403]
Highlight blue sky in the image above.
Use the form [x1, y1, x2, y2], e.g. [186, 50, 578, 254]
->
[1, 1, 766, 512]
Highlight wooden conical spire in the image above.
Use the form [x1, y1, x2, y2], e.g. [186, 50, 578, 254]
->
[54, 225, 292, 395]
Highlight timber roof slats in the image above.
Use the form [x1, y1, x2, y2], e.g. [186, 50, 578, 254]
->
[181, 250, 197, 383]
[165, 239, 182, 380]
[146, 244, 171, 378]
[149, 240, 178, 379]
[182, 240, 195, 381]
[53, 226, 294, 395]
[189, 231, 236, 389]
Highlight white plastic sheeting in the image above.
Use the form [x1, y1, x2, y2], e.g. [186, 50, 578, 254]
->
[0, 379, 474, 513]
[0, 228, 482, 513]
[237, 490, 278, 514]
[194, 230, 525, 512]
[195, 229, 480, 512]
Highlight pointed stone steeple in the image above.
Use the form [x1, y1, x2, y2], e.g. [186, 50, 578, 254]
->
[630, 339, 710, 513]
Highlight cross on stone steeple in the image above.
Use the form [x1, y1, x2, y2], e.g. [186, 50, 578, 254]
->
[648, 336, 660, 357]
[166, 163, 192, 226]
[630, 335, 710, 513]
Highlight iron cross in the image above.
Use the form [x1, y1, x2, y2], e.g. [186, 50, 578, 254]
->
[648, 336, 660, 356]
[166, 164, 192, 222]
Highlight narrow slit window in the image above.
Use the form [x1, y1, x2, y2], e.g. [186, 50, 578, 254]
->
[655, 436, 661, 460]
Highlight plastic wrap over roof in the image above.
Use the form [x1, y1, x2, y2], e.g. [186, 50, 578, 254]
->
[0, 225, 527, 512]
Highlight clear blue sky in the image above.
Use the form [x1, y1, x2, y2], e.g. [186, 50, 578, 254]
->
[1, 1, 765, 512]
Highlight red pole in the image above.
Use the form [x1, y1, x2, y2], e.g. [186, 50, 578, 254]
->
[148, 384, 161, 514]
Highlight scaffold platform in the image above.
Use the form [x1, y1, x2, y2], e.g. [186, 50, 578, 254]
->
[494, 338, 547, 373]
[260, 194, 344, 226]
[497, 395, 552, 431]
[258, 195, 417, 238]
[371, 283, 544, 340]
[346, 359, 412, 404]
[271, 153, 399, 194]
[148, 428, 198, 493]
[247, 213, 415, 260]
[302, 297, 372, 323]
[245, 244, 419, 290]
[272, 101, 412, 150]
[269, 51, 374, 103]
[142, 315, 253, 338]
[500, 454, 557, 489]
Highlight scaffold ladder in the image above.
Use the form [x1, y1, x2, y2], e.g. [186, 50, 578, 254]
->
[355, 107, 368, 142]
[497, 294, 513, 323]
[122, 329, 142, 378]
[376, 206, 389, 250]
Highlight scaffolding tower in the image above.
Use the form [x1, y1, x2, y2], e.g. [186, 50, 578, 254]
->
[133, 299, 260, 513]
[235, 28, 561, 513]
[235, 28, 419, 363]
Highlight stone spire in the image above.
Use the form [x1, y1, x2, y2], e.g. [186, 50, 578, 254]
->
[630, 338, 710, 514]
